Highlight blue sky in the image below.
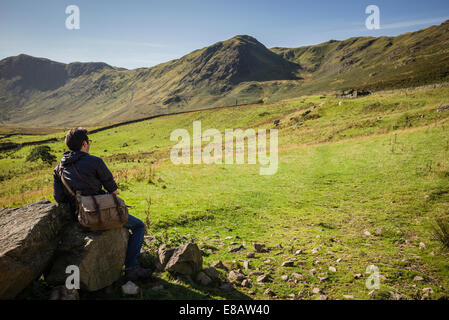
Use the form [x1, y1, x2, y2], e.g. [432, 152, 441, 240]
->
[1, 0, 448, 69]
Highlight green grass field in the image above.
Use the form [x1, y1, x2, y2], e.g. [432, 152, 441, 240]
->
[2, 86, 449, 300]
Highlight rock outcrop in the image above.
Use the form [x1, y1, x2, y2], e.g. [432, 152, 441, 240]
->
[45, 222, 129, 292]
[0, 200, 130, 299]
[0, 200, 71, 299]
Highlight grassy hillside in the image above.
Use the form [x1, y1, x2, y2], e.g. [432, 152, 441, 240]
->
[271, 20, 449, 93]
[1, 85, 449, 300]
[1, 21, 449, 128]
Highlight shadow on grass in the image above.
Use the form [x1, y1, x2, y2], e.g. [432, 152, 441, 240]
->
[83, 272, 252, 300]
[17, 272, 252, 300]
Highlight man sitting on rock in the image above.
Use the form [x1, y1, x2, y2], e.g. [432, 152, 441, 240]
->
[53, 127, 152, 281]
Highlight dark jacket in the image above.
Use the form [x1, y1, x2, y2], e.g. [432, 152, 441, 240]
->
[53, 150, 118, 208]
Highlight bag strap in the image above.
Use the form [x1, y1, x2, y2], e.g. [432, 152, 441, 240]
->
[58, 163, 76, 197]
[111, 193, 125, 222]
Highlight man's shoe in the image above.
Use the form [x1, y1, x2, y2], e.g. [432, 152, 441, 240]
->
[125, 267, 153, 281]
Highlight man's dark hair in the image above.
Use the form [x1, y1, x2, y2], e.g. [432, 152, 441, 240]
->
[65, 127, 89, 151]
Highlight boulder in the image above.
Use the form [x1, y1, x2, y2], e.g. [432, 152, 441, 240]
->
[165, 243, 202, 275]
[156, 244, 176, 271]
[0, 200, 71, 299]
[45, 222, 129, 292]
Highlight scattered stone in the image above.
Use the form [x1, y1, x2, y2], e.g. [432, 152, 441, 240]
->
[354, 273, 362, 279]
[294, 249, 303, 255]
[336, 258, 343, 263]
[312, 288, 321, 294]
[419, 242, 426, 250]
[364, 230, 371, 236]
[318, 276, 328, 282]
[228, 244, 244, 253]
[246, 252, 256, 258]
[311, 248, 319, 254]
[413, 276, 424, 281]
[437, 105, 449, 112]
[243, 260, 250, 270]
[257, 274, 271, 283]
[264, 259, 271, 264]
[121, 281, 139, 296]
[329, 266, 337, 272]
[374, 228, 383, 235]
[241, 279, 251, 288]
[228, 270, 247, 284]
[225, 236, 233, 240]
[389, 291, 402, 300]
[288, 293, 296, 299]
[281, 275, 289, 281]
[291, 272, 304, 280]
[282, 260, 295, 267]
[253, 243, 267, 253]
[250, 271, 265, 276]
[343, 295, 354, 299]
[204, 267, 221, 281]
[316, 295, 328, 300]
[274, 244, 283, 249]
[422, 287, 434, 294]
[274, 252, 282, 256]
[338, 101, 343, 106]
[122, 142, 128, 147]
[248, 290, 255, 295]
[211, 261, 228, 271]
[264, 288, 275, 296]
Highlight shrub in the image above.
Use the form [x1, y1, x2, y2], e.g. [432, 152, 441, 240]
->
[432, 217, 449, 251]
[26, 145, 56, 165]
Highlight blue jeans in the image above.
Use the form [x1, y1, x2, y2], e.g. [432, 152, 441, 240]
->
[123, 214, 146, 271]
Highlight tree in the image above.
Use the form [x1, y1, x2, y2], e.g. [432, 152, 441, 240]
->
[26, 145, 56, 165]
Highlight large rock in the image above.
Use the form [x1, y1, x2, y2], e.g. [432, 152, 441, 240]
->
[156, 244, 176, 271]
[45, 222, 129, 292]
[0, 200, 71, 299]
[165, 243, 202, 275]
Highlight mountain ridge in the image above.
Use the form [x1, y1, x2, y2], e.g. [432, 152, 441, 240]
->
[1, 20, 449, 127]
